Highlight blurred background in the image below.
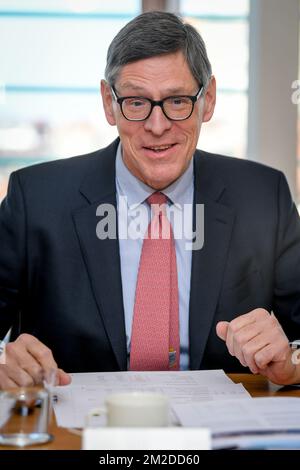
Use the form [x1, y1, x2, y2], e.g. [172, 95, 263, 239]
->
[0, 0, 299, 205]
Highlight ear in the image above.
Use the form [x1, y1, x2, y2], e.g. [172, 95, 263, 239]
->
[202, 75, 216, 123]
[101, 79, 117, 126]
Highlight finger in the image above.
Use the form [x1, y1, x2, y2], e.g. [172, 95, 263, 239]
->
[0, 367, 19, 389]
[228, 309, 268, 331]
[15, 352, 45, 384]
[216, 321, 247, 366]
[231, 321, 264, 369]
[17, 334, 58, 372]
[252, 317, 289, 370]
[216, 321, 229, 341]
[231, 314, 283, 372]
[57, 369, 72, 386]
[6, 339, 52, 385]
[225, 316, 257, 356]
[0, 363, 35, 388]
[254, 338, 289, 370]
[239, 334, 270, 373]
[241, 317, 288, 373]
[225, 309, 271, 361]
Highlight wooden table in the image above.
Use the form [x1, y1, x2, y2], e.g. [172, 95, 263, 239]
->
[1, 374, 300, 450]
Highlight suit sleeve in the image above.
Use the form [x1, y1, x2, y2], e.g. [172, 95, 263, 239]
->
[0, 171, 26, 338]
[273, 172, 300, 338]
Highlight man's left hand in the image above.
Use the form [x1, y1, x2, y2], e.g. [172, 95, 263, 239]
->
[216, 308, 300, 385]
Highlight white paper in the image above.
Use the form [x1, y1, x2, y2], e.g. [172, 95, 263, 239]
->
[174, 397, 300, 438]
[53, 370, 250, 428]
[83, 427, 211, 450]
[68, 369, 233, 386]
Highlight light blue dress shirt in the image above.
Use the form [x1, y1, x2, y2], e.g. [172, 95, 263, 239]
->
[116, 144, 194, 370]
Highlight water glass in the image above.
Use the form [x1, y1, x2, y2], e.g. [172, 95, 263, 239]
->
[0, 386, 53, 447]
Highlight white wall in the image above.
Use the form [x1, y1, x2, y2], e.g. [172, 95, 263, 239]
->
[247, 0, 299, 200]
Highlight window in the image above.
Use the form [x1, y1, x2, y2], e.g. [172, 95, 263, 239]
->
[0, 0, 140, 199]
[180, 0, 249, 159]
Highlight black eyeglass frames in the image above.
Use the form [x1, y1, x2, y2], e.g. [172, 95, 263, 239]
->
[110, 86, 203, 121]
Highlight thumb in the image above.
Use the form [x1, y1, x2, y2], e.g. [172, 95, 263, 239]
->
[57, 369, 72, 386]
[216, 321, 229, 341]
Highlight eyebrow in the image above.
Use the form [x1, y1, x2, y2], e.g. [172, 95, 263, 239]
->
[118, 82, 191, 95]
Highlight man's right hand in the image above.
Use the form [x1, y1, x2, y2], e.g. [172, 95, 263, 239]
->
[0, 333, 71, 389]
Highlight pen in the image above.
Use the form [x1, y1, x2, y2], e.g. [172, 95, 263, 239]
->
[0, 328, 11, 362]
[0, 327, 11, 348]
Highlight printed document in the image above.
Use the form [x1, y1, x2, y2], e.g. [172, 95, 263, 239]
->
[174, 397, 300, 435]
[53, 370, 250, 428]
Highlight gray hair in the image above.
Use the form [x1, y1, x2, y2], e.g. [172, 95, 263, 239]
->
[105, 11, 212, 90]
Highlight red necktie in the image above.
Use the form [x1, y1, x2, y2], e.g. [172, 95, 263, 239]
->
[129, 192, 180, 371]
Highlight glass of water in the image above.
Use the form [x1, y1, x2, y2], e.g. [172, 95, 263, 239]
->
[0, 385, 53, 447]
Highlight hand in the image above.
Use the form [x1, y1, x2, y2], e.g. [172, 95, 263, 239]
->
[0, 333, 71, 389]
[216, 308, 300, 385]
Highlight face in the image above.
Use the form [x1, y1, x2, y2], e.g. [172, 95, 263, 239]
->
[101, 51, 216, 190]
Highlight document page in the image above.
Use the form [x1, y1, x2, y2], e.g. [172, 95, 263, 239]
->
[68, 369, 232, 386]
[53, 370, 250, 428]
[174, 397, 300, 435]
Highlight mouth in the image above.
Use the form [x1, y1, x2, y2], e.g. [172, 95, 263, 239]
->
[142, 143, 177, 155]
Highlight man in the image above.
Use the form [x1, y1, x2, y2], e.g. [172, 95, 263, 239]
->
[0, 11, 300, 389]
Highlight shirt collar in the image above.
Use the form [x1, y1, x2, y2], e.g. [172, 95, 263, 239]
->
[116, 143, 194, 210]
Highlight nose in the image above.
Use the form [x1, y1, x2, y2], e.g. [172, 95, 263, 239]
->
[143, 105, 172, 136]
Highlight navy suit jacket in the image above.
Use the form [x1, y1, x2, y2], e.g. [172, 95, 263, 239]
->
[1, 138, 300, 372]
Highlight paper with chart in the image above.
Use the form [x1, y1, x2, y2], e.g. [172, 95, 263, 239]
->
[53, 370, 250, 428]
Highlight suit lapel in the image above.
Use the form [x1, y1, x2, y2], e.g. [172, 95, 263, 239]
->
[189, 151, 235, 369]
[72, 139, 127, 370]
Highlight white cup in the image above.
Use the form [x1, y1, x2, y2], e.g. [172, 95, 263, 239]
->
[87, 392, 169, 428]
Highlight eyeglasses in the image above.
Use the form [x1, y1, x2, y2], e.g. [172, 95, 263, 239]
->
[111, 86, 203, 121]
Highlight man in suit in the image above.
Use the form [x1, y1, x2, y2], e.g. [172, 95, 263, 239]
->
[1, 11, 300, 389]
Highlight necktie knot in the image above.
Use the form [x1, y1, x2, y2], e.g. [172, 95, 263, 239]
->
[147, 192, 168, 217]
[147, 192, 167, 206]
